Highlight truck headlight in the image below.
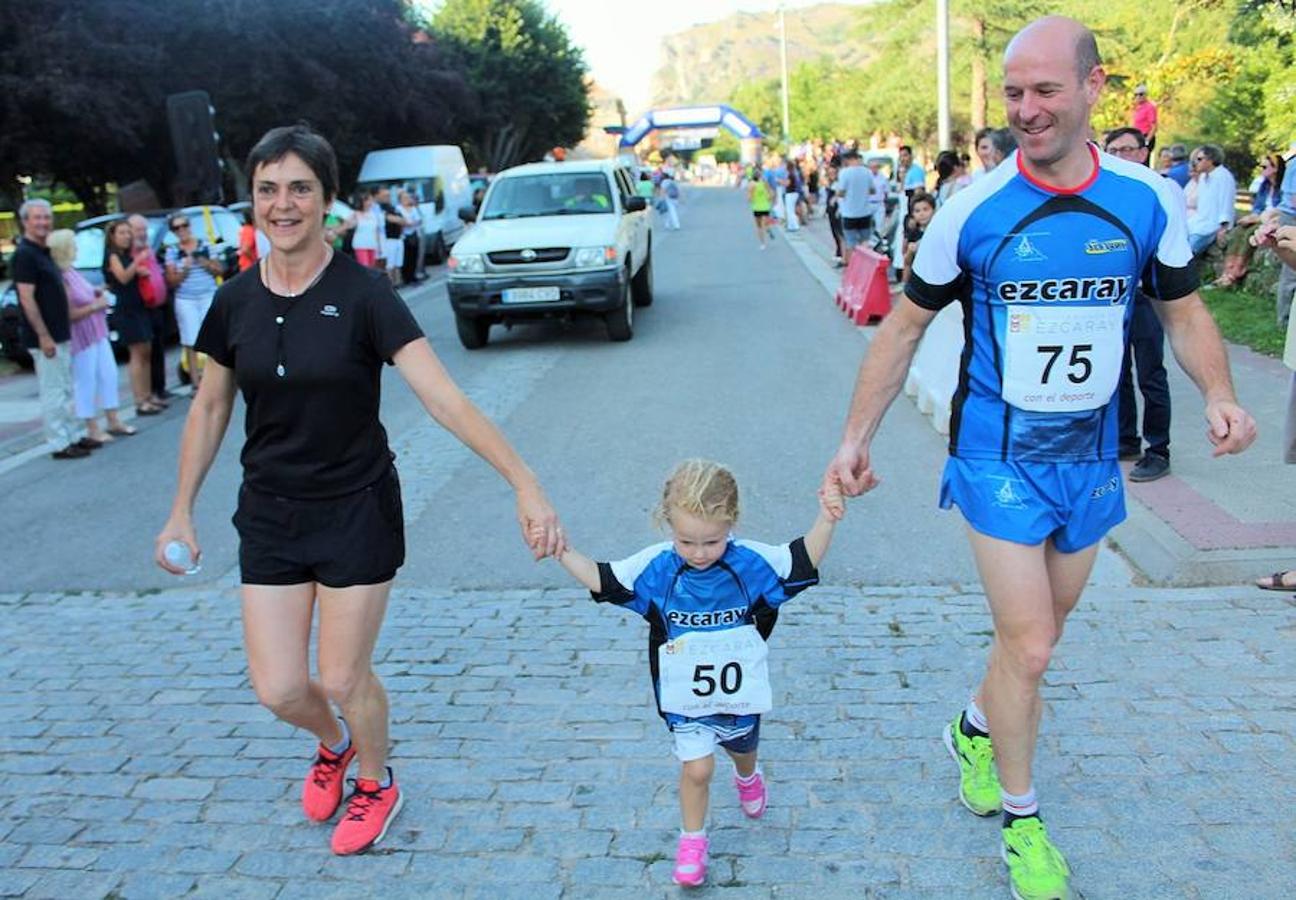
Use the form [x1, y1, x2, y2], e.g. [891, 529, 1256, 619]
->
[572, 246, 617, 268]
[448, 253, 483, 274]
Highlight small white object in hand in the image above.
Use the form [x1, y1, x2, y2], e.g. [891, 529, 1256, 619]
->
[164, 540, 201, 575]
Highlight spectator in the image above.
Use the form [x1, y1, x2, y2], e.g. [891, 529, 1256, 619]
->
[900, 191, 935, 284]
[1186, 144, 1238, 256]
[129, 214, 171, 407]
[1213, 154, 1286, 288]
[823, 161, 846, 265]
[1164, 143, 1191, 187]
[103, 220, 161, 417]
[1130, 83, 1158, 154]
[49, 228, 133, 443]
[322, 200, 353, 257]
[397, 190, 423, 285]
[375, 186, 405, 286]
[835, 150, 875, 253]
[1249, 219, 1296, 594]
[865, 158, 889, 245]
[1276, 145, 1296, 327]
[1104, 126, 1174, 482]
[350, 191, 381, 269]
[1156, 146, 1174, 175]
[237, 207, 259, 272]
[164, 212, 223, 392]
[895, 144, 926, 197]
[13, 199, 93, 458]
[933, 150, 970, 206]
[971, 128, 1009, 180]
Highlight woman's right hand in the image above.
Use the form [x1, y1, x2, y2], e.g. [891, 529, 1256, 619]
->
[155, 516, 201, 575]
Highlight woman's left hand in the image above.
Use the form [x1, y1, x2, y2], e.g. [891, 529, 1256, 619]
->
[516, 483, 565, 560]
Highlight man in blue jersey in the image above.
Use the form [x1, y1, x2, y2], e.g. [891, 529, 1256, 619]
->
[822, 16, 1256, 900]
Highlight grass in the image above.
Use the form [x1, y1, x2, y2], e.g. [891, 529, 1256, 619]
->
[1201, 284, 1285, 358]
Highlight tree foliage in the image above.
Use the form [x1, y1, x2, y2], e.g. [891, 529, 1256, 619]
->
[429, 0, 590, 171]
[0, 0, 590, 212]
[725, 0, 1295, 179]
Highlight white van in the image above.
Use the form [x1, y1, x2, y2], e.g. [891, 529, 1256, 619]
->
[355, 145, 472, 264]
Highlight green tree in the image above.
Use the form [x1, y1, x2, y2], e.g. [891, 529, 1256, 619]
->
[430, 0, 590, 170]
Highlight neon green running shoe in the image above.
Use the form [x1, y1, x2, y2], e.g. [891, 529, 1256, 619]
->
[1001, 816, 1071, 900]
[942, 712, 1001, 816]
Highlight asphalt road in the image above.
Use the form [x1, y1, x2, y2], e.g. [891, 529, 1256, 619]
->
[0, 186, 982, 594]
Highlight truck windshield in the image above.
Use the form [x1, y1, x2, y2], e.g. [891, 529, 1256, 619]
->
[481, 173, 613, 220]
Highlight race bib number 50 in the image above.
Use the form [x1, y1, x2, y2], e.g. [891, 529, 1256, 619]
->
[657, 625, 773, 717]
[1001, 305, 1125, 412]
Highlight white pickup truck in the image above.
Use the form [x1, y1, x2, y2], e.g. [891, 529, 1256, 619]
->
[446, 159, 654, 348]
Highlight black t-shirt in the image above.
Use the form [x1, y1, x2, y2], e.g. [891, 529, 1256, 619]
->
[104, 249, 147, 315]
[380, 202, 402, 240]
[12, 237, 70, 347]
[195, 252, 424, 499]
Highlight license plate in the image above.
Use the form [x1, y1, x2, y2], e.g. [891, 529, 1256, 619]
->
[502, 286, 561, 304]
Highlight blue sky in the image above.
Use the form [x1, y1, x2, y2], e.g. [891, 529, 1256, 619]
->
[544, 0, 876, 115]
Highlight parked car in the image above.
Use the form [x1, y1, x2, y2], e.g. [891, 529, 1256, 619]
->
[446, 159, 652, 349]
[356, 145, 473, 264]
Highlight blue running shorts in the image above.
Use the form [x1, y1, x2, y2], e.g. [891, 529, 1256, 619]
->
[939, 457, 1125, 552]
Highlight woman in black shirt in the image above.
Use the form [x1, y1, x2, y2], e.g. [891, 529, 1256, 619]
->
[154, 125, 565, 856]
[103, 220, 161, 414]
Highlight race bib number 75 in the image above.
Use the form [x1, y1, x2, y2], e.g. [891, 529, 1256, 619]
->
[657, 625, 773, 717]
[1001, 305, 1125, 412]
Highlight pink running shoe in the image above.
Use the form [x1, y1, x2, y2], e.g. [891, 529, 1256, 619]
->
[672, 833, 709, 887]
[735, 770, 767, 818]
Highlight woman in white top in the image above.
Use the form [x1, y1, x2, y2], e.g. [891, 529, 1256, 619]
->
[349, 192, 381, 268]
[164, 212, 224, 390]
[398, 190, 424, 284]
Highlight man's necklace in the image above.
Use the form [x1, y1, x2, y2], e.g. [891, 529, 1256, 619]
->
[261, 248, 333, 298]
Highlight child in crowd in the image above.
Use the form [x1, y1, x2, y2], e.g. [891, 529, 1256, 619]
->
[901, 191, 937, 284]
[545, 459, 845, 887]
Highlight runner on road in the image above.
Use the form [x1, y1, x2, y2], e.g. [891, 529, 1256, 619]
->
[821, 17, 1256, 900]
[154, 124, 565, 856]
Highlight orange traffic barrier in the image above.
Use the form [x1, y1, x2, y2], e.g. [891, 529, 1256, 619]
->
[834, 245, 892, 325]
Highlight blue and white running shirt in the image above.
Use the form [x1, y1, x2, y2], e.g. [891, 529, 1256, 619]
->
[593, 537, 818, 736]
[906, 146, 1198, 462]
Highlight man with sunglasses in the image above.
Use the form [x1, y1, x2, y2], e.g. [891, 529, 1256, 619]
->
[1104, 127, 1177, 482]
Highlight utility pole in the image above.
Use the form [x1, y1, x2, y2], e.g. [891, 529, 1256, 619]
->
[936, 0, 951, 149]
[778, 4, 790, 153]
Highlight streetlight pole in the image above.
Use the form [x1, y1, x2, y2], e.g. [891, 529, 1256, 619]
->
[936, 0, 951, 149]
[778, 4, 790, 154]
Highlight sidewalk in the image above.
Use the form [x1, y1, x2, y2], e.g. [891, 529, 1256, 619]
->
[783, 209, 1296, 588]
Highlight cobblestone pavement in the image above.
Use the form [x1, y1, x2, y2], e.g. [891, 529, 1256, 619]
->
[2, 580, 1292, 899]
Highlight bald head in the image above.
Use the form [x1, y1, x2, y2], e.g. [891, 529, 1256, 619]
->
[1005, 16, 1101, 83]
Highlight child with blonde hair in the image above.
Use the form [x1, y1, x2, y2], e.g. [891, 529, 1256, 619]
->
[548, 459, 845, 887]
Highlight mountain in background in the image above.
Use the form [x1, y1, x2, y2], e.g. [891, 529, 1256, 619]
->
[649, 3, 876, 110]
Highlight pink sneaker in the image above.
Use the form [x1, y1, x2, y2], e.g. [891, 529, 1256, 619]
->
[672, 833, 709, 887]
[735, 770, 767, 818]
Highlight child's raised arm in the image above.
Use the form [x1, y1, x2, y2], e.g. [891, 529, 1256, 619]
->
[532, 524, 602, 592]
[805, 475, 847, 566]
[557, 548, 601, 592]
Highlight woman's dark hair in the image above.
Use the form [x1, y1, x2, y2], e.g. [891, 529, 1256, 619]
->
[244, 123, 338, 204]
[1269, 154, 1286, 190]
[241, 207, 255, 225]
[105, 219, 132, 251]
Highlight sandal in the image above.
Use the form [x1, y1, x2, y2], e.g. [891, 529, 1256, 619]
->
[135, 404, 162, 416]
[107, 425, 137, 436]
[1254, 571, 1296, 591]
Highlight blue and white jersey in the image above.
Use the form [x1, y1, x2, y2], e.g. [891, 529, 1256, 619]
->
[593, 536, 818, 736]
[906, 146, 1198, 462]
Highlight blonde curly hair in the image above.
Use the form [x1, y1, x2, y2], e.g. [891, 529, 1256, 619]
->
[652, 459, 740, 528]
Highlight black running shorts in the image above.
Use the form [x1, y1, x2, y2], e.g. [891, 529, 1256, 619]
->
[233, 467, 405, 588]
